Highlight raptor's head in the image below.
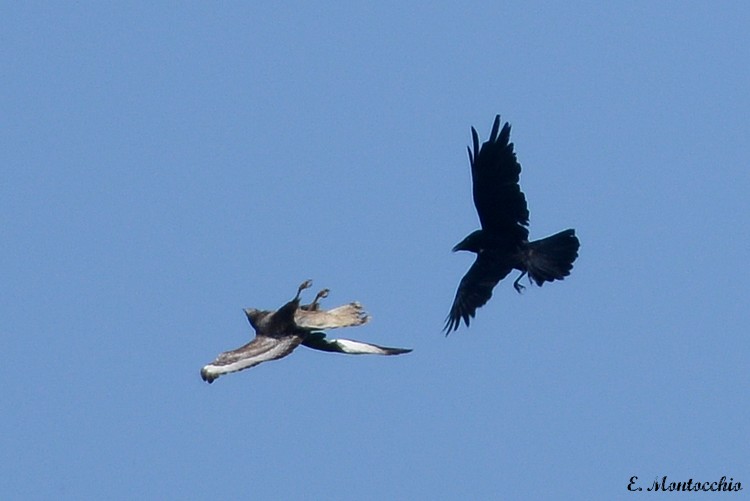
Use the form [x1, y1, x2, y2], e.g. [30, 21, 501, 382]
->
[243, 308, 270, 330]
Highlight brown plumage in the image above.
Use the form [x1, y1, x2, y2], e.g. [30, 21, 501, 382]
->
[201, 280, 411, 383]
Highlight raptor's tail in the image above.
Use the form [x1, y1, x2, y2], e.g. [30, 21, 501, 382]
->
[524, 229, 580, 286]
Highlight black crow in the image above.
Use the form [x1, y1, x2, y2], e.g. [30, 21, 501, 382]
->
[445, 116, 580, 333]
[201, 280, 411, 383]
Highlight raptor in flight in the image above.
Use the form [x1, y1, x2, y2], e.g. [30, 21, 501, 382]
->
[445, 115, 580, 333]
[201, 280, 411, 383]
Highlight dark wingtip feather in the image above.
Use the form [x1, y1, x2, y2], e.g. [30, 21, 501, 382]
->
[443, 312, 468, 336]
[442, 313, 455, 335]
[499, 121, 512, 147]
[200, 368, 216, 384]
[489, 115, 501, 142]
[386, 347, 413, 355]
[471, 127, 479, 161]
[443, 321, 455, 336]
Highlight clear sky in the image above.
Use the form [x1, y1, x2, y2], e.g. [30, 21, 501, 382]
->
[2, 2, 748, 500]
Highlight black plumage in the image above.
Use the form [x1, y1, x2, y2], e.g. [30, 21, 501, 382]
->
[445, 115, 580, 333]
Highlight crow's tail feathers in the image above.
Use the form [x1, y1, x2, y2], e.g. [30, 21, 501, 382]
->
[524, 229, 580, 286]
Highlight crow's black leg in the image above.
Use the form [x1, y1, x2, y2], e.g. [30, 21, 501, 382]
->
[513, 271, 527, 293]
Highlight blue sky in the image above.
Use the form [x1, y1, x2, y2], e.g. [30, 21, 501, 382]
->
[2, 2, 749, 499]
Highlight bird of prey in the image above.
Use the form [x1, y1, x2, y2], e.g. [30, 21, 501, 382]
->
[445, 115, 580, 333]
[201, 280, 411, 383]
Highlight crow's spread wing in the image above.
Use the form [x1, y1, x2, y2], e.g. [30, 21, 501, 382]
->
[302, 332, 412, 355]
[200, 335, 303, 383]
[470, 115, 529, 240]
[445, 253, 513, 333]
[294, 302, 370, 330]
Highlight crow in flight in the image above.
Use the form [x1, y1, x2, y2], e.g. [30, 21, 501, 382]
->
[201, 280, 411, 383]
[445, 116, 580, 333]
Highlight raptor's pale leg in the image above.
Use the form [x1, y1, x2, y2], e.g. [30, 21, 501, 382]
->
[309, 289, 329, 310]
[295, 279, 313, 300]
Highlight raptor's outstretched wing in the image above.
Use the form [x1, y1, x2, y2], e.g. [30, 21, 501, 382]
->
[295, 302, 370, 330]
[200, 335, 303, 383]
[302, 332, 411, 356]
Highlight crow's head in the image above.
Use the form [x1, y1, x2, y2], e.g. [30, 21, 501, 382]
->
[452, 230, 485, 253]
